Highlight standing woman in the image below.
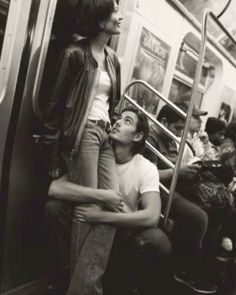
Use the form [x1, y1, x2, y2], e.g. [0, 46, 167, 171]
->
[43, 1, 123, 294]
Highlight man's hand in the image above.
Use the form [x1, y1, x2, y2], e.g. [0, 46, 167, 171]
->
[179, 163, 201, 179]
[77, 206, 102, 223]
[102, 189, 124, 212]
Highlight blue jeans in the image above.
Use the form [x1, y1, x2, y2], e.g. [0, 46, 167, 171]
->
[66, 121, 118, 295]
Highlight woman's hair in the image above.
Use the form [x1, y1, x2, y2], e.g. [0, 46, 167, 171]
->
[225, 121, 236, 143]
[121, 107, 149, 155]
[76, 0, 115, 37]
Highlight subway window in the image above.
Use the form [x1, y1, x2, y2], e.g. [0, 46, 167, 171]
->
[169, 39, 216, 106]
[0, 0, 10, 56]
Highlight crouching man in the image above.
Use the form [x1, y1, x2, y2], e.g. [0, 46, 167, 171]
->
[47, 107, 171, 295]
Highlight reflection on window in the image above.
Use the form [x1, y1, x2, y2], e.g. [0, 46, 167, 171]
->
[0, 0, 10, 55]
[219, 28, 236, 60]
[169, 78, 203, 107]
[176, 42, 215, 87]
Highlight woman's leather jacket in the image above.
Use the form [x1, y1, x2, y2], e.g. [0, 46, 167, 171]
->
[43, 38, 121, 169]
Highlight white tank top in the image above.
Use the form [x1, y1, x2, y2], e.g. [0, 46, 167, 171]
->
[88, 69, 111, 122]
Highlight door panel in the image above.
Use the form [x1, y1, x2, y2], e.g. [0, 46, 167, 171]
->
[0, 0, 58, 292]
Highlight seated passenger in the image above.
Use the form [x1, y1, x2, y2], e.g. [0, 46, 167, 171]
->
[220, 121, 236, 179]
[218, 122, 236, 261]
[179, 103, 221, 164]
[183, 108, 233, 184]
[144, 103, 218, 294]
[205, 117, 226, 148]
[47, 107, 171, 295]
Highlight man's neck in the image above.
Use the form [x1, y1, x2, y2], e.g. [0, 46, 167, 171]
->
[113, 144, 134, 164]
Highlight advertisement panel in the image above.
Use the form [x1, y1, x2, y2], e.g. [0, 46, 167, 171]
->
[130, 27, 171, 115]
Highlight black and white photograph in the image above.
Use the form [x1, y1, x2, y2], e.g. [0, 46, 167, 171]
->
[1, 1, 236, 295]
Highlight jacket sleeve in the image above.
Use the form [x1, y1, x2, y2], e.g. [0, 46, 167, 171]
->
[43, 47, 80, 170]
[115, 54, 121, 106]
[113, 54, 122, 119]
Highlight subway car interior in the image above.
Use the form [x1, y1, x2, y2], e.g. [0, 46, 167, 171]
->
[1, 0, 236, 294]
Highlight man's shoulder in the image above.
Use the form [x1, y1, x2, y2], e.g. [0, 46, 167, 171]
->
[134, 154, 159, 173]
[148, 125, 162, 143]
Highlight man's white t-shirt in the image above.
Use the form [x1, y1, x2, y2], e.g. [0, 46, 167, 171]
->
[117, 154, 160, 212]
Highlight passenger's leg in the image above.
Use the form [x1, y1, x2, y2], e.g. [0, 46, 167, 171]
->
[168, 193, 218, 293]
[169, 192, 208, 273]
[218, 207, 236, 258]
[104, 228, 171, 295]
[133, 228, 172, 294]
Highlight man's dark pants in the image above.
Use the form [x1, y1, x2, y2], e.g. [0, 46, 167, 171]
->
[45, 199, 172, 293]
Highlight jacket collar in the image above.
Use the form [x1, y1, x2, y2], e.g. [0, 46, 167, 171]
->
[82, 38, 113, 67]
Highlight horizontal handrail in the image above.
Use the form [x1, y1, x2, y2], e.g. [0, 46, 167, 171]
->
[145, 141, 175, 170]
[124, 79, 187, 119]
[159, 183, 170, 195]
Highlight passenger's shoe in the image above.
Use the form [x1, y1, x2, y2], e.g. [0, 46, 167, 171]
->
[174, 272, 218, 294]
[216, 237, 233, 262]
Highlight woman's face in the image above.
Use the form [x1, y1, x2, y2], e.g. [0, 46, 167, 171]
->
[102, 1, 123, 35]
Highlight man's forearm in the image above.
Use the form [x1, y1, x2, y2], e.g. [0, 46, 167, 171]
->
[97, 210, 158, 228]
[49, 178, 103, 204]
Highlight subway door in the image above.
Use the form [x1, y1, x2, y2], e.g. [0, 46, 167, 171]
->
[0, 0, 58, 293]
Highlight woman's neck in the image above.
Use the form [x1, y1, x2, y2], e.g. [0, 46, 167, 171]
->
[90, 34, 110, 54]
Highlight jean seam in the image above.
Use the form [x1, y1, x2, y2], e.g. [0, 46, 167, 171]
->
[85, 252, 98, 295]
[84, 227, 100, 295]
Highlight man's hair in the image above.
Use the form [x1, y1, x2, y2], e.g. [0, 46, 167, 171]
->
[157, 103, 186, 124]
[121, 107, 149, 155]
[205, 117, 226, 135]
[225, 121, 236, 142]
[76, 0, 115, 37]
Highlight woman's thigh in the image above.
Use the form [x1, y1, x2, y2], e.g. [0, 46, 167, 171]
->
[70, 125, 102, 187]
[98, 134, 118, 191]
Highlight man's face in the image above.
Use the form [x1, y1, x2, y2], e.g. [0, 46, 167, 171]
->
[168, 120, 185, 137]
[189, 115, 202, 133]
[209, 130, 225, 146]
[109, 111, 140, 144]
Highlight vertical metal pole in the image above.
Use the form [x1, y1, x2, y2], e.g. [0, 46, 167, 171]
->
[163, 10, 209, 229]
